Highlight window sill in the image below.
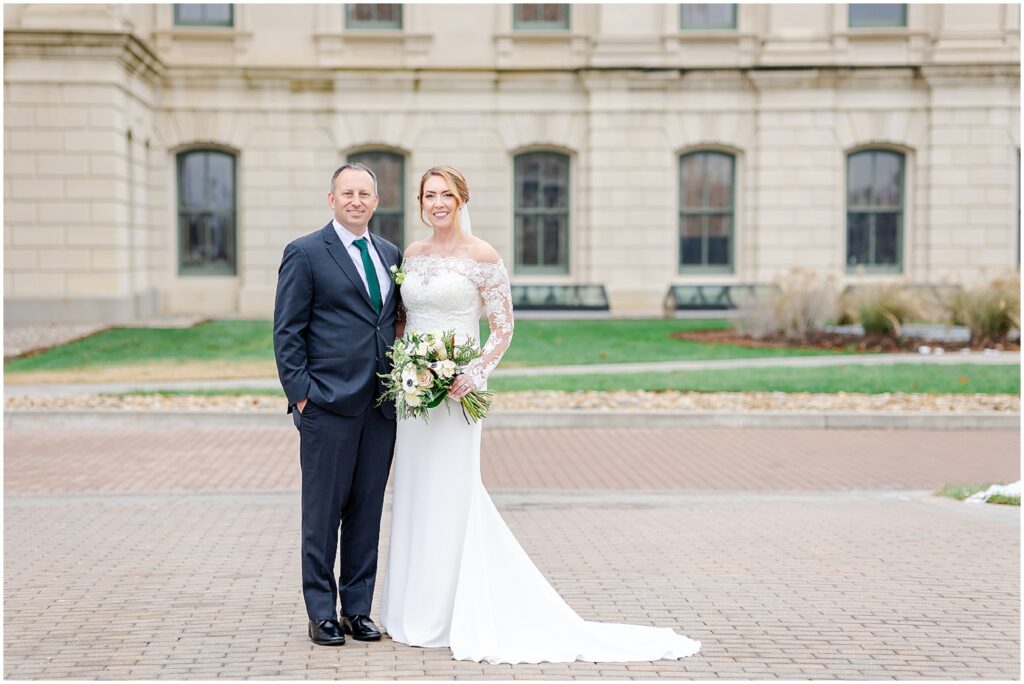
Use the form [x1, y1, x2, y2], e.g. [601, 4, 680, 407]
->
[177, 268, 239, 278]
[840, 27, 916, 36]
[660, 31, 758, 66]
[313, 31, 433, 64]
[153, 27, 251, 42]
[494, 32, 591, 66]
[832, 28, 929, 46]
[674, 271, 737, 281]
[844, 267, 905, 276]
[151, 27, 252, 59]
[664, 29, 751, 42]
[511, 270, 574, 282]
[828, 28, 930, 64]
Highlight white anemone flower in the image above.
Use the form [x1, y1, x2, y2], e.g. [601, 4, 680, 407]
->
[401, 364, 418, 391]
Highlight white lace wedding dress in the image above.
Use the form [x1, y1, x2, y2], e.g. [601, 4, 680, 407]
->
[379, 254, 702, 664]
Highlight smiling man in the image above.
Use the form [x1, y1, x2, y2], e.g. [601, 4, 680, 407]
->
[273, 162, 403, 647]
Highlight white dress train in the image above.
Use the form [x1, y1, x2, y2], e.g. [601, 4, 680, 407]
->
[379, 254, 701, 664]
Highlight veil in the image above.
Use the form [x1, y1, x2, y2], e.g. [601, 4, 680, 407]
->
[458, 203, 473, 236]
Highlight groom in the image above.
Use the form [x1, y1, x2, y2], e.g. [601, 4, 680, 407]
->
[273, 162, 402, 646]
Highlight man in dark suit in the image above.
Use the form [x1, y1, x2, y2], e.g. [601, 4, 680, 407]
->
[273, 162, 402, 646]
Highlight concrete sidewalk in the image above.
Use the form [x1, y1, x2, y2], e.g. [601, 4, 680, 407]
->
[4, 407, 1019, 431]
[3, 424, 1019, 679]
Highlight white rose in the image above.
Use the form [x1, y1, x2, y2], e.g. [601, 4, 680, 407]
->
[404, 392, 422, 407]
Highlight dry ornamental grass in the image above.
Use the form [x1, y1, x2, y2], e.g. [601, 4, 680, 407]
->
[948, 273, 1021, 343]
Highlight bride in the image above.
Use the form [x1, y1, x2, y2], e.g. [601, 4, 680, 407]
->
[379, 166, 701, 664]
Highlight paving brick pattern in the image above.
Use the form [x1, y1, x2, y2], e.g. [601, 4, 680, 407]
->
[4, 426, 1019, 494]
[4, 425, 1020, 679]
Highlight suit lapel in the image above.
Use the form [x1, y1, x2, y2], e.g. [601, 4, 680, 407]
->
[321, 223, 375, 313]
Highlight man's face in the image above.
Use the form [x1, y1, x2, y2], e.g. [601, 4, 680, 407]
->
[329, 168, 379, 234]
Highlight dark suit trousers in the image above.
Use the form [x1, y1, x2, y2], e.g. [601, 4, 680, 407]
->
[297, 400, 396, 620]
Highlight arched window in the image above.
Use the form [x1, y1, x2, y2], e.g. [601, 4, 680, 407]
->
[514, 151, 570, 273]
[679, 151, 735, 273]
[177, 149, 236, 275]
[846, 149, 904, 272]
[347, 150, 405, 248]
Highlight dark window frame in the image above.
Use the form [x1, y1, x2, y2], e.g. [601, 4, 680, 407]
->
[678, 150, 736, 275]
[347, 150, 406, 249]
[345, 4, 403, 29]
[514, 151, 571, 275]
[173, 4, 234, 27]
[513, 4, 570, 30]
[845, 148, 905, 274]
[679, 4, 737, 30]
[177, 149, 237, 276]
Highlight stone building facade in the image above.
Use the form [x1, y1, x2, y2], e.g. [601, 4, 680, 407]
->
[3, 3, 1020, 321]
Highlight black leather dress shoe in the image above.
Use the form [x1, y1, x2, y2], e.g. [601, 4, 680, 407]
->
[308, 619, 346, 646]
[341, 614, 382, 641]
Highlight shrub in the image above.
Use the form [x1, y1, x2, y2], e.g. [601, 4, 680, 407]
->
[840, 282, 927, 337]
[736, 268, 840, 339]
[947, 272, 1021, 343]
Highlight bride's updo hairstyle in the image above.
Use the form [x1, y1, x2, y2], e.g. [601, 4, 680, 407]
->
[418, 165, 469, 233]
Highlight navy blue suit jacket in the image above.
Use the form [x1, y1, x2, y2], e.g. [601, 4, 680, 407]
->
[273, 222, 402, 419]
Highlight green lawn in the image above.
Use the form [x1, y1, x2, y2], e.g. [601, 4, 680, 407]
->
[486, 364, 1021, 394]
[6, 320, 273, 373]
[115, 363, 1018, 396]
[8, 320, 1016, 395]
[6, 318, 843, 373]
[487, 319, 840, 367]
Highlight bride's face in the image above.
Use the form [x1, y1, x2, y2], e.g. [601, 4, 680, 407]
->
[421, 175, 458, 231]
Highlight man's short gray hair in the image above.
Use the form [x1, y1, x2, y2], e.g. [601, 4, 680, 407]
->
[331, 162, 378, 195]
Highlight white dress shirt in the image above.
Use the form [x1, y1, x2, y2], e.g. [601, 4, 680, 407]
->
[332, 218, 391, 304]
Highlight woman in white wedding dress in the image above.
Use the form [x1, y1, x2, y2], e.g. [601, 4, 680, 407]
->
[379, 166, 701, 664]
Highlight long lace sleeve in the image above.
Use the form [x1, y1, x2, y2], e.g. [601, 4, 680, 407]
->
[463, 259, 514, 389]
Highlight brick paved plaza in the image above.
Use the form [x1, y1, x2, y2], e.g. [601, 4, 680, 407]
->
[4, 424, 1020, 679]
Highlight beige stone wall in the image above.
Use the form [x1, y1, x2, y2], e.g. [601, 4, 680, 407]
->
[3, 3, 1020, 320]
[5, 17, 162, 322]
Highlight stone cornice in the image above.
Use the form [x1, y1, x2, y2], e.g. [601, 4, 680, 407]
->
[4, 28, 164, 85]
[157, 62, 1020, 79]
[5, 28, 1016, 85]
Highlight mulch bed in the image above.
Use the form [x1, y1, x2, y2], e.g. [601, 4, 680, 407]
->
[670, 329, 1021, 353]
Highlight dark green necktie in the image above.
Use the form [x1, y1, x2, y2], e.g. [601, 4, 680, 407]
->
[353, 237, 382, 314]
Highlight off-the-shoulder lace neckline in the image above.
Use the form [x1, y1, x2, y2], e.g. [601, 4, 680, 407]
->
[405, 254, 505, 269]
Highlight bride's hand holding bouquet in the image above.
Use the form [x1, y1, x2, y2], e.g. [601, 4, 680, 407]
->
[378, 330, 494, 423]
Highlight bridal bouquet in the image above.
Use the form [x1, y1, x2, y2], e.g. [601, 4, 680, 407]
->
[378, 330, 495, 423]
